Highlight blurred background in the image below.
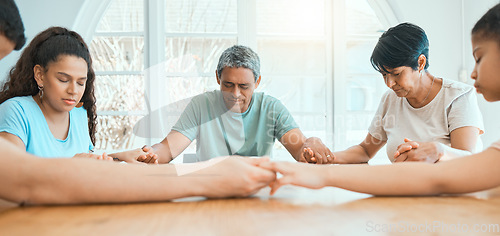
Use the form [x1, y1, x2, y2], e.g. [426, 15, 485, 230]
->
[1, 0, 499, 164]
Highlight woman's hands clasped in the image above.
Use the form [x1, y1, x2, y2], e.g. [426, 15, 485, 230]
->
[393, 138, 443, 163]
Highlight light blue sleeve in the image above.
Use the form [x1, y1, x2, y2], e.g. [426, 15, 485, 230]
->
[0, 100, 29, 145]
[171, 97, 201, 141]
[273, 100, 299, 140]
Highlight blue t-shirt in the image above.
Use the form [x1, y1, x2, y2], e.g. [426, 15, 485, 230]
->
[172, 90, 299, 161]
[0, 96, 94, 157]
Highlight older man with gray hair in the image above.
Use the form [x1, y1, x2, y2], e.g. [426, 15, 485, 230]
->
[123, 45, 333, 164]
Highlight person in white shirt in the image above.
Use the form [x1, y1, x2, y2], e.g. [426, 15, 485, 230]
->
[306, 23, 484, 164]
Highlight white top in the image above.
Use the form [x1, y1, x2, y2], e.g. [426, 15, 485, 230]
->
[368, 78, 484, 162]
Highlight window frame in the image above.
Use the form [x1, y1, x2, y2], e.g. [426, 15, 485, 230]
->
[73, 0, 398, 152]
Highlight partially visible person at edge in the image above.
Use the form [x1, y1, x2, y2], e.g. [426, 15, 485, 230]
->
[0, 0, 24, 60]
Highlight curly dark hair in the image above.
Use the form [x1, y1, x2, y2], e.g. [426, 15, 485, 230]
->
[0, 26, 97, 145]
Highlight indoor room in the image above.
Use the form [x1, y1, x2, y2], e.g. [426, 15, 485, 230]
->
[0, 0, 499, 234]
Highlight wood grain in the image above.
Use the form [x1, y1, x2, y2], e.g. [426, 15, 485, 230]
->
[0, 186, 499, 235]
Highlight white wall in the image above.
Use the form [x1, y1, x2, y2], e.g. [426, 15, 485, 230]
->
[388, 0, 463, 82]
[2, 0, 499, 147]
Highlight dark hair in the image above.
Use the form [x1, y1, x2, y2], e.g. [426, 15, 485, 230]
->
[0, 0, 26, 50]
[472, 3, 500, 44]
[0, 27, 97, 145]
[371, 22, 429, 73]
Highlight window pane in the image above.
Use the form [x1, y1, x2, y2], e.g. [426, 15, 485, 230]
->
[257, 0, 325, 36]
[165, 37, 236, 74]
[260, 76, 326, 114]
[346, 40, 378, 74]
[136, 77, 216, 141]
[95, 75, 146, 111]
[90, 36, 144, 71]
[346, 76, 385, 112]
[340, 0, 388, 155]
[258, 39, 326, 76]
[96, 0, 144, 32]
[256, 0, 328, 146]
[346, 0, 384, 35]
[165, 0, 237, 33]
[151, 76, 217, 104]
[346, 41, 386, 112]
[294, 114, 327, 132]
[95, 115, 144, 150]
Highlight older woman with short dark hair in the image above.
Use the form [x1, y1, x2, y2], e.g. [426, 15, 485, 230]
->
[314, 23, 484, 164]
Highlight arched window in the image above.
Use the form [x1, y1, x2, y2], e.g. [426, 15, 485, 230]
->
[76, 0, 397, 161]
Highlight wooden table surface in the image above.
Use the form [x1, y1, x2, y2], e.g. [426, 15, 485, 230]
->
[0, 185, 499, 235]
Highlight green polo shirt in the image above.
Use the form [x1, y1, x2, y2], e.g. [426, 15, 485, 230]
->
[172, 90, 298, 161]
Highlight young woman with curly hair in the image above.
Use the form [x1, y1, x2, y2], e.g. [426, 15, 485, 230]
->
[0, 26, 103, 159]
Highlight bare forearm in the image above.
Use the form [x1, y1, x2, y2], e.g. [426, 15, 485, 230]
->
[288, 138, 308, 162]
[325, 149, 500, 195]
[290, 145, 305, 162]
[151, 142, 174, 163]
[153, 131, 193, 163]
[0, 146, 200, 205]
[108, 148, 143, 161]
[108, 142, 176, 164]
[324, 163, 442, 195]
[333, 145, 371, 164]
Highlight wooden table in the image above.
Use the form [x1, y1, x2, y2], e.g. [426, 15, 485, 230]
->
[0, 185, 499, 235]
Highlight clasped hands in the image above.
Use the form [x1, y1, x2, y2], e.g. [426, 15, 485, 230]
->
[70, 138, 444, 197]
[257, 138, 447, 195]
[300, 137, 335, 164]
[393, 138, 443, 163]
[77, 138, 336, 165]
